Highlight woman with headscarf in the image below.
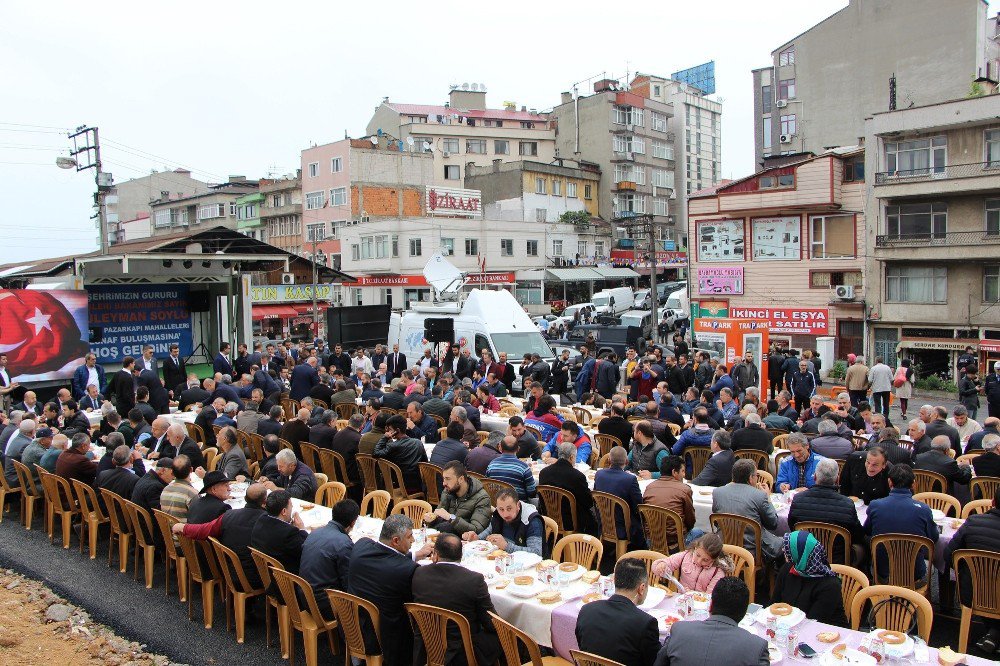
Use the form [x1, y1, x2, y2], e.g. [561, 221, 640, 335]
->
[772, 530, 848, 627]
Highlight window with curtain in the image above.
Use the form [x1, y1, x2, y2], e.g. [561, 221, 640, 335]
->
[886, 265, 947, 302]
[810, 215, 854, 258]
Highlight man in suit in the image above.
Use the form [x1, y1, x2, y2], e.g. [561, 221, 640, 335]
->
[594, 446, 645, 549]
[13, 391, 43, 417]
[79, 384, 106, 412]
[913, 435, 973, 495]
[455, 347, 475, 381]
[213, 342, 234, 377]
[137, 344, 159, 379]
[349, 514, 433, 666]
[712, 458, 783, 561]
[289, 356, 319, 401]
[178, 376, 211, 411]
[162, 344, 187, 397]
[114, 356, 137, 418]
[280, 408, 312, 455]
[257, 405, 284, 438]
[731, 413, 774, 454]
[95, 444, 147, 501]
[691, 430, 736, 487]
[538, 441, 598, 535]
[301, 498, 360, 620]
[71, 353, 106, 400]
[924, 405, 963, 457]
[309, 410, 338, 449]
[370, 344, 387, 372]
[137, 367, 169, 414]
[249, 489, 308, 576]
[973, 433, 1000, 478]
[412, 534, 500, 665]
[386, 344, 407, 379]
[655, 576, 768, 666]
[576, 557, 661, 666]
[232, 343, 253, 379]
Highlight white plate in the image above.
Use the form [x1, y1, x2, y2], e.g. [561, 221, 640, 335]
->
[754, 606, 806, 629]
[509, 551, 541, 570]
[768, 645, 782, 664]
[818, 648, 875, 666]
[506, 579, 546, 598]
[866, 630, 914, 658]
[931, 509, 946, 522]
[464, 540, 495, 556]
[638, 585, 667, 609]
[553, 563, 586, 582]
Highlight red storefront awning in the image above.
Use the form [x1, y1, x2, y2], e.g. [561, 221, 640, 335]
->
[251, 304, 299, 320]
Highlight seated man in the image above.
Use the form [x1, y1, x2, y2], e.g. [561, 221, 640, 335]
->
[425, 461, 493, 536]
[462, 487, 543, 556]
[809, 418, 854, 459]
[405, 401, 440, 444]
[712, 458, 783, 561]
[576, 557, 661, 666]
[642, 454, 698, 546]
[508, 416, 540, 460]
[945, 495, 1000, 653]
[913, 435, 973, 495]
[864, 464, 939, 584]
[972, 433, 1000, 478]
[594, 446, 645, 550]
[628, 420, 669, 480]
[775, 433, 824, 492]
[542, 420, 592, 466]
[429, 421, 469, 468]
[539, 442, 598, 535]
[839, 446, 892, 505]
[486, 435, 536, 501]
[373, 414, 428, 494]
[731, 413, 775, 454]
[300, 499, 360, 620]
[260, 449, 317, 500]
[763, 399, 798, 433]
[787, 458, 864, 564]
[249, 489, 309, 575]
[671, 408, 714, 456]
[690, 430, 735, 488]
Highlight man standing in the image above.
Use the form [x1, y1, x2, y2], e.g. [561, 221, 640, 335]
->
[162, 344, 187, 397]
[137, 366, 169, 415]
[289, 356, 320, 401]
[986, 361, 1000, 419]
[789, 360, 818, 417]
[213, 343, 234, 377]
[844, 355, 871, 408]
[867, 357, 894, 418]
[114, 356, 137, 418]
[386, 344, 407, 380]
[730, 351, 759, 400]
[71, 353, 106, 400]
[328, 343, 352, 377]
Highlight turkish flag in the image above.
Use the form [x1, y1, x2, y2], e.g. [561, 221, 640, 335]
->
[0, 290, 89, 375]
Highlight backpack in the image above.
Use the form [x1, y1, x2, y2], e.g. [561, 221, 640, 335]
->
[893, 366, 908, 388]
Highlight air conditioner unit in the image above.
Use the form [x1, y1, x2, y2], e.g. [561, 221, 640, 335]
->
[775, 99, 788, 108]
[779, 134, 793, 144]
[281, 273, 295, 285]
[443, 151, 451, 158]
[833, 285, 855, 300]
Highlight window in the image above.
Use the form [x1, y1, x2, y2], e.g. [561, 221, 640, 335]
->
[778, 47, 795, 66]
[520, 121, 534, 129]
[884, 136, 946, 176]
[360, 235, 374, 259]
[484, 119, 503, 128]
[987, 199, 1000, 235]
[442, 138, 459, 153]
[305, 191, 324, 210]
[229, 202, 237, 216]
[375, 235, 389, 258]
[306, 223, 326, 242]
[409, 238, 422, 256]
[501, 239, 513, 256]
[761, 85, 772, 114]
[552, 239, 563, 256]
[329, 187, 347, 206]
[330, 157, 342, 173]
[441, 237, 454, 255]
[308, 162, 318, 177]
[652, 140, 674, 160]
[886, 265, 947, 303]
[444, 165, 461, 180]
[584, 185, 592, 199]
[519, 141, 538, 156]
[198, 203, 225, 220]
[844, 157, 865, 182]
[885, 203, 947, 239]
[577, 241, 588, 256]
[810, 214, 855, 258]
[987, 129, 1000, 167]
[651, 111, 668, 132]
[780, 114, 796, 136]
[986, 265, 1000, 303]
[759, 172, 794, 189]
[633, 167, 646, 185]
[552, 180, 562, 196]
[594, 241, 605, 257]
[494, 140, 509, 155]
[652, 169, 673, 188]
[392, 235, 399, 257]
[271, 194, 283, 207]
[778, 78, 796, 99]
[762, 117, 772, 148]
[653, 197, 669, 216]
[567, 182, 578, 198]
[351, 244, 359, 261]
[466, 139, 486, 154]
[154, 209, 170, 227]
[810, 271, 863, 288]
[465, 238, 478, 256]
[653, 85, 661, 97]
[535, 177, 546, 194]
[526, 240, 538, 256]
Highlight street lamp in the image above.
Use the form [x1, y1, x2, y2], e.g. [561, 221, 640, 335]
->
[57, 126, 111, 254]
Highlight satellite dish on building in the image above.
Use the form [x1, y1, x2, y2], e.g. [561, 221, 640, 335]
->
[423, 253, 464, 297]
[370, 136, 379, 145]
[406, 136, 415, 146]
[422, 141, 432, 151]
[470, 83, 478, 91]
[461, 82, 470, 90]
[480, 84, 487, 92]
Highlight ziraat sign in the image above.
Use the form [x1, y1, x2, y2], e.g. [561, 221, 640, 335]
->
[426, 187, 482, 219]
[729, 307, 829, 335]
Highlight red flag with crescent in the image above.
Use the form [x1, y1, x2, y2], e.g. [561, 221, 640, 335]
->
[0, 290, 89, 375]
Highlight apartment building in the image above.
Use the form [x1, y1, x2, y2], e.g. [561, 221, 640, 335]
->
[148, 177, 258, 237]
[366, 86, 556, 186]
[234, 192, 264, 242]
[464, 159, 601, 222]
[752, 0, 996, 166]
[106, 169, 209, 243]
[864, 93, 1000, 379]
[631, 74, 723, 239]
[688, 148, 867, 357]
[260, 174, 303, 257]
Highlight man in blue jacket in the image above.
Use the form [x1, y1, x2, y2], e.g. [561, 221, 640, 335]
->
[301, 499, 360, 620]
[864, 464, 939, 583]
[671, 408, 714, 455]
[776, 433, 824, 491]
[594, 446, 645, 550]
[708, 364, 735, 401]
[71, 353, 106, 400]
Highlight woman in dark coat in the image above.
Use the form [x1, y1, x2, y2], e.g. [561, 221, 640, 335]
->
[772, 530, 848, 627]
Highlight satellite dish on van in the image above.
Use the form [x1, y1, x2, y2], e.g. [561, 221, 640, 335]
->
[423, 253, 464, 297]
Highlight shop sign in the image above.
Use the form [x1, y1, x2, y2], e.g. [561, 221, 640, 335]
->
[426, 187, 482, 218]
[729, 307, 829, 335]
[697, 267, 744, 295]
[343, 272, 514, 287]
[251, 284, 334, 303]
[896, 338, 978, 352]
[979, 340, 1000, 353]
[692, 299, 729, 319]
[610, 250, 687, 266]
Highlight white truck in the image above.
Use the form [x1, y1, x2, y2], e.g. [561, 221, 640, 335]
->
[591, 287, 634, 316]
[388, 288, 553, 394]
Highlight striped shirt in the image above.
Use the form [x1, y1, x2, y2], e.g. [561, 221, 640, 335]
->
[486, 453, 536, 500]
[159, 479, 199, 521]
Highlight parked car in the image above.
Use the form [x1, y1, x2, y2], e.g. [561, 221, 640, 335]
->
[633, 289, 651, 309]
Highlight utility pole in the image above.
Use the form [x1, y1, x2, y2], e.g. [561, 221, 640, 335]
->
[64, 126, 112, 255]
[614, 213, 660, 342]
[311, 234, 327, 340]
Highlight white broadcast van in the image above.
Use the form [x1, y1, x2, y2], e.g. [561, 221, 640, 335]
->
[591, 287, 634, 316]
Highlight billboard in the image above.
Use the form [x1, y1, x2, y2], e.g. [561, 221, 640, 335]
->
[697, 267, 744, 295]
[0, 289, 89, 382]
[88, 285, 193, 362]
[671, 61, 716, 95]
[728, 307, 829, 335]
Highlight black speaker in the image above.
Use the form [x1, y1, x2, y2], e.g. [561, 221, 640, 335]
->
[188, 290, 211, 312]
[424, 317, 454, 343]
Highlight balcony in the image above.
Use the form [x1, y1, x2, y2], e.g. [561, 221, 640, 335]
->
[614, 181, 637, 191]
[874, 229, 1000, 260]
[874, 161, 1000, 198]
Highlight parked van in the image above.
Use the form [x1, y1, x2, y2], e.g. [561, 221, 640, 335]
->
[388, 289, 552, 394]
[591, 287, 634, 316]
[618, 310, 653, 337]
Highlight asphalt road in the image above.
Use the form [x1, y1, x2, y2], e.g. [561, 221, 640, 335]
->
[0, 516, 319, 665]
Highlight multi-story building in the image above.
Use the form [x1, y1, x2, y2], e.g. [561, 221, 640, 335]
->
[148, 177, 258, 237]
[299, 139, 435, 268]
[864, 93, 1000, 380]
[752, 0, 996, 166]
[465, 159, 601, 223]
[550, 80, 677, 253]
[106, 169, 209, 243]
[366, 86, 556, 185]
[234, 192, 264, 242]
[260, 173, 303, 257]
[688, 148, 867, 357]
[630, 74, 722, 239]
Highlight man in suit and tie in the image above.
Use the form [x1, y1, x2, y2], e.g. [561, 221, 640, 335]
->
[206, 377, 245, 411]
[79, 384, 106, 412]
[655, 576, 769, 666]
[386, 344, 407, 379]
[137, 367, 170, 414]
[13, 390, 43, 417]
[249, 489, 309, 575]
[162, 344, 187, 397]
[576, 557, 661, 666]
[289, 356, 319, 401]
[349, 514, 433, 666]
[114, 356, 137, 419]
[71, 353, 106, 400]
[374, 362, 392, 386]
[213, 342, 234, 377]
[691, 429, 736, 487]
[411, 533, 500, 665]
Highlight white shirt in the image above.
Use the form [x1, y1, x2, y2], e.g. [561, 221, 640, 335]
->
[0, 367, 9, 386]
[143, 357, 155, 371]
[88, 367, 100, 390]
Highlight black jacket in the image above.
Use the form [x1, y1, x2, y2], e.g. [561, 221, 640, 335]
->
[187, 494, 231, 524]
[839, 451, 891, 505]
[256, 417, 283, 438]
[176, 436, 204, 471]
[925, 420, 962, 457]
[137, 369, 170, 414]
[773, 562, 848, 627]
[249, 513, 307, 574]
[275, 461, 317, 500]
[195, 406, 218, 447]
[95, 467, 143, 506]
[348, 536, 419, 665]
[373, 435, 428, 491]
[913, 449, 972, 493]
[731, 425, 774, 454]
[380, 389, 407, 410]
[538, 458, 597, 535]
[972, 451, 1000, 478]
[330, 428, 362, 486]
[598, 416, 634, 452]
[217, 504, 268, 586]
[411, 562, 499, 666]
[945, 508, 1000, 608]
[131, 471, 168, 515]
[62, 411, 93, 438]
[691, 450, 735, 487]
[787, 484, 865, 558]
[575, 594, 662, 666]
[178, 386, 211, 412]
[309, 423, 338, 450]
[113, 369, 136, 417]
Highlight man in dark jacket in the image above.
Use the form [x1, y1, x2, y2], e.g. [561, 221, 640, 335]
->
[421, 385, 452, 423]
[60, 400, 93, 438]
[691, 430, 736, 488]
[768, 346, 786, 399]
[250, 490, 309, 578]
[429, 421, 469, 468]
[789, 359, 818, 414]
[577, 357, 618, 401]
[187, 471, 233, 524]
[309, 410, 338, 449]
[374, 415, 428, 493]
[973, 433, 1000, 478]
[262, 449, 317, 500]
[137, 368, 170, 415]
[840, 446, 892, 505]
[256, 406, 284, 438]
[113, 356, 137, 419]
[331, 414, 364, 501]
[280, 408, 312, 457]
[538, 442, 597, 535]
[95, 444, 146, 504]
[925, 405, 962, 457]
[788, 458, 864, 563]
[131, 457, 174, 515]
[944, 496, 1000, 649]
[598, 403, 634, 451]
[864, 464, 939, 582]
[731, 414, 774, 453]
[913, 435, 973, 494]
[729, 351, 759, 398]
[301, 499, 360, 620]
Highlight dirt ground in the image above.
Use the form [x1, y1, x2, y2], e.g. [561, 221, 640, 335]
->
[0, 569, 173, 666]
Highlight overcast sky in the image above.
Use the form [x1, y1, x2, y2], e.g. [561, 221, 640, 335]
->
[0, 0, 920, 261]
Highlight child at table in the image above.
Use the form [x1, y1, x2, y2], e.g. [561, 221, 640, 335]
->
[651, 533, 733, 593]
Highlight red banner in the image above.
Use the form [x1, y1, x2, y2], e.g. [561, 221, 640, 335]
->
[728, 307, 829, 335]
[343, 272, 515, 287]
